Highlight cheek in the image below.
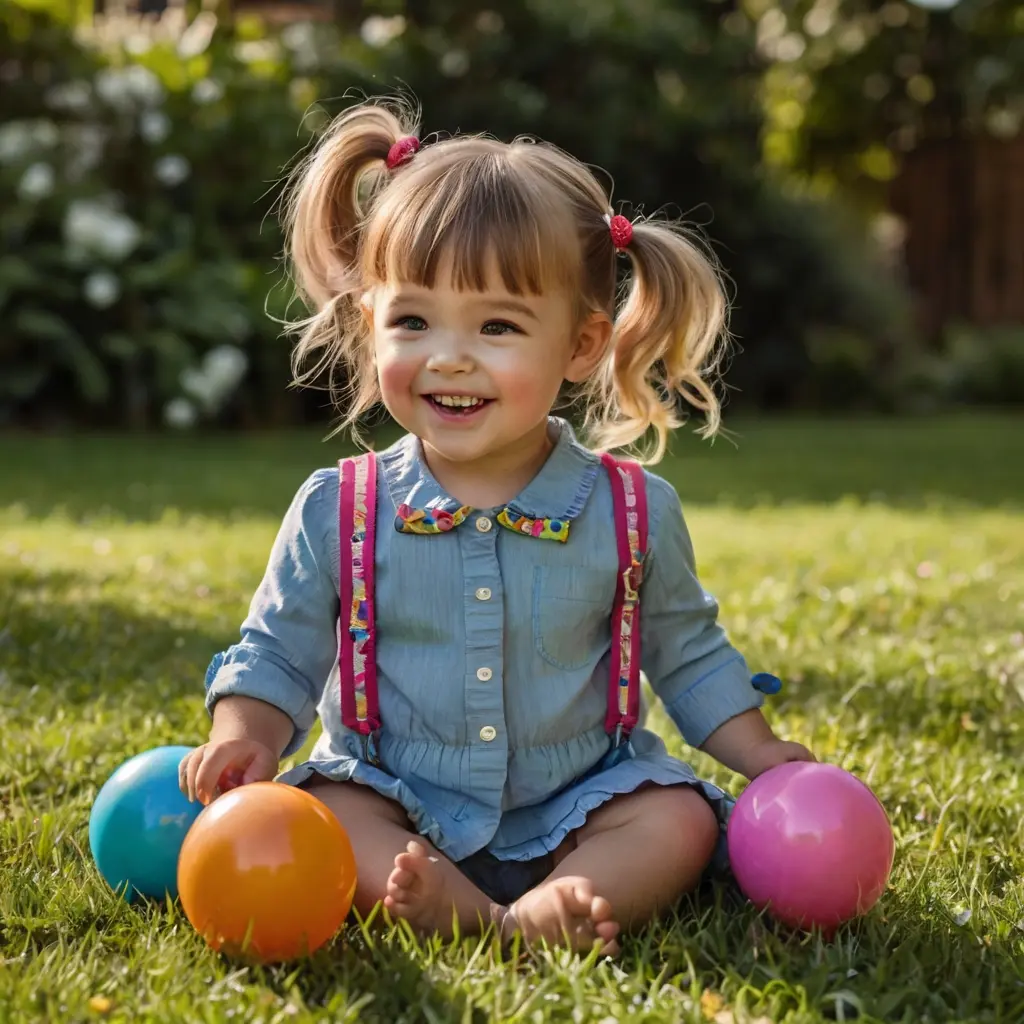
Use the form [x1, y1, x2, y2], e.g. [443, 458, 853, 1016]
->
[496, 349, 566, 406]
[376, 345, 417, 406]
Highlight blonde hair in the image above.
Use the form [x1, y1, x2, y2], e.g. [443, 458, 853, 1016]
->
[282, 97, 730, 462]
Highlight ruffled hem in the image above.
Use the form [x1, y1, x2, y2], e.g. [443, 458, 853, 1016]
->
[275, 758, 460, 857]
[277, 752, 737, 873]
[488, 755, 734, 866]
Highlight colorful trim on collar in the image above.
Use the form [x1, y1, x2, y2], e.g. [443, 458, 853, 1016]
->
[395, 503, 570, 542]
[395, 503, 472, 534]
[496, 508, 569, 542]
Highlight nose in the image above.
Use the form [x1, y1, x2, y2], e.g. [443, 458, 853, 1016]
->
[424, 332, 475, 374]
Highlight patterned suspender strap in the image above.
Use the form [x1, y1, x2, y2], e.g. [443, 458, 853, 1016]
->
[337, 452, 381, 742]
[600, 453, 649, 745]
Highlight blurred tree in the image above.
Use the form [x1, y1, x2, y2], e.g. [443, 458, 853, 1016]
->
[756, 0, 1022, 199]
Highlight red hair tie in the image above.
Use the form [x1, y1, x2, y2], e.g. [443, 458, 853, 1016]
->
[605, 213, 633, 250]
[386, 136, 420, 170]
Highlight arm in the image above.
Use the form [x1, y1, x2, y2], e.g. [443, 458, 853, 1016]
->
[700, 707, 813, 780]
[640, 476, 812, 779]
[203, 468, 341, 758]
[208, 694, 295, 757]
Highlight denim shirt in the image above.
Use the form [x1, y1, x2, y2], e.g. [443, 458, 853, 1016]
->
[204, 419, 763, 861]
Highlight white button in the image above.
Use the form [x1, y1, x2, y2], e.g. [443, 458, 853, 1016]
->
[476, 667, 493, 681]
[475, 587, 492, 601]
[475, 517, 492, 533]
[479, 726, 497, 742]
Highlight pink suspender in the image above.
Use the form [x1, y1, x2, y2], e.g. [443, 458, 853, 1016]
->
[337, 452, 380, 737]
[337, 452, 648, 748]
[599, 453, 649, 744]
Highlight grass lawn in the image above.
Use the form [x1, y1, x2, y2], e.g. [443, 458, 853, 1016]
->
[1, 416, 1022, 1023]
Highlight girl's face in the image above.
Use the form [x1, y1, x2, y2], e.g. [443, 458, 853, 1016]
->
[367, 259, 609, 481]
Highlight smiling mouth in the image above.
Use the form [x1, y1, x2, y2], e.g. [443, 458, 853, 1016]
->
[424, 394, 494, 416]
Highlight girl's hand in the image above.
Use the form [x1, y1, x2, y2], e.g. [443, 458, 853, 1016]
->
[178, 739, 278, 805]
[743, 739, 816, 779]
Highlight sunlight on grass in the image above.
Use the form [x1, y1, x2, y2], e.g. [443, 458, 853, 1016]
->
[1, 418, 1022, 1023]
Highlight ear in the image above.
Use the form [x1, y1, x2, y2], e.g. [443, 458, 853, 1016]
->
[564, 311, 612, 383]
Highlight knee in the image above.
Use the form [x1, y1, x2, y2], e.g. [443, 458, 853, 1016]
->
[305, 779, 409, 831]
[641, 786, 719, 866]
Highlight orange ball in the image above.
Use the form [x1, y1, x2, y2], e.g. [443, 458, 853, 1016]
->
[177, 782, 356, 962]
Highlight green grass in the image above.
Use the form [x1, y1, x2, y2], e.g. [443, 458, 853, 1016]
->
[1, 416, 1022, 1024]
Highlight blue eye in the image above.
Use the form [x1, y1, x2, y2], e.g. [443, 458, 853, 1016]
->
[394, 316, 428, 331]
[481, 321, 520, 336]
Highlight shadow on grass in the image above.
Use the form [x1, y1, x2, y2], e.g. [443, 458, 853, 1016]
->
[0, 565, 226, 706]
[645, 882, 1024, 1021]
[1, 417, 1022, 523]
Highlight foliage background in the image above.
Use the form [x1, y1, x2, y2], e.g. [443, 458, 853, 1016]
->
[1, 0, 1021, 430]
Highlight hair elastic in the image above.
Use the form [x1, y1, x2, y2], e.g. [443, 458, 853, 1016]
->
[386, 136, 420, 170]
[603, 212, 634, 251]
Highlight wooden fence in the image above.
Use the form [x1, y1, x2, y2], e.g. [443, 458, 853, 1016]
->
[889, 137, 1024, 335]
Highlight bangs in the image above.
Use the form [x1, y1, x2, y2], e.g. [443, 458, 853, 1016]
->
[363, 148, 581, 295]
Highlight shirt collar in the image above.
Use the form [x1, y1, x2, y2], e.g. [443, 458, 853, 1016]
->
[378, 417, 601, 539]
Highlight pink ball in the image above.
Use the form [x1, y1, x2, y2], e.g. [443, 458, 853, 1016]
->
[727, 762, 894, 932]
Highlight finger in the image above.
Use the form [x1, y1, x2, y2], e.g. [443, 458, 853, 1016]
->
[177, 751, 193, 797]
[184, 749, 203, 803]
[195, 748, 233, 805]
[241, 747, 275, 785]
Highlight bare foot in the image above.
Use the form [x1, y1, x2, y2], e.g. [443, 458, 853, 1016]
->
[383, 840, 457, 938]
[503, 876, 621, 956]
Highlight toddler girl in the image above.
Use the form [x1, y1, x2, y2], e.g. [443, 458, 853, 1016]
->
[179, 99, 813, 955]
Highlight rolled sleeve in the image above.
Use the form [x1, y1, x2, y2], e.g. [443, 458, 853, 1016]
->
[640, 475, 763, 748]
[205, 468, 340, 757]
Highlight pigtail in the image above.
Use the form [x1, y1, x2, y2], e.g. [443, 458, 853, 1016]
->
[281, 98, 420, 433]
[586, 221, 730, 463]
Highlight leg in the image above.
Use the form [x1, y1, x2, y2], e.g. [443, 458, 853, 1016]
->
[506, 785, 718, 954]
[304, 778, 495, 938]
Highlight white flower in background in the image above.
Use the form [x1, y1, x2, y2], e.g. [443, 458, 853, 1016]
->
[180, 345, 249, 413]
[234, 40, 280, 64]
[475, 11, 504, 33]
[203, 345, 248, 389]
[45, 80, 92, 113]
[360, 15, 406, 47]
[83, 270, 121, 309]
[140, 110, 171, 144]
[64, 199, 142, 262]
[281, 21, 319, 71]
[124, 64, 164, 106]
[0, 119, 59, 164]
[179, 367, 218, 411]
[124, 32, 152, 57]
[164, 397, 197, 429]
[64, 123, 107, 181]
[440, 49, 470, 77]
[191, 77, 224, 105]
[17, 162, 55, 201]
[95, 64, 164, 113]
[177, 12, 218, 60]
[154, 154, 190, 187]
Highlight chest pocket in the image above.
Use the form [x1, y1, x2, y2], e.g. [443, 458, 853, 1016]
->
[532, 565, 616, 671]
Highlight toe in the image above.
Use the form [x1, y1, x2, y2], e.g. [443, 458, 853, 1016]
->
[388, 867, 417, 889]
[595, 918, 620, 943]
[564, 879, 596, 918]
[393, 853, 419, 873]
[589, 895, 614, 924]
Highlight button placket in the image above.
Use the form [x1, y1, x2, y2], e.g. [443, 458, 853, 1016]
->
[460, 510, 507, 798]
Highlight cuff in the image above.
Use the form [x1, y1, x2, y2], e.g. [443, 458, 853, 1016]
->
[663, 652, 765, 748]
[204, 645, 318, 758]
